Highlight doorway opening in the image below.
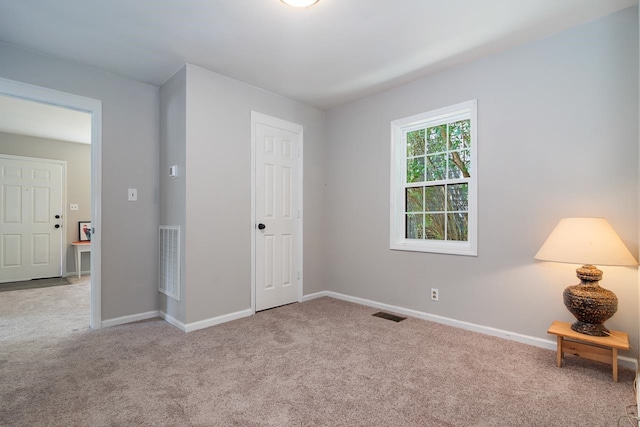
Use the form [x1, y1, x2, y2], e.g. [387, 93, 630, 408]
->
[0, 77, 102, 329]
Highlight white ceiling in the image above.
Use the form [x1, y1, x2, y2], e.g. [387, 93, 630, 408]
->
[0, 95, 91, 144]
[0, 0, 636, 110]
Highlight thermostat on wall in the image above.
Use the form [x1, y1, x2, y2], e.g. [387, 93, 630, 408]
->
[169, 165, 178, 178]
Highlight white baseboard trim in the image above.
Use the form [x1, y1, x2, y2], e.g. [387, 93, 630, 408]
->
[159, 311, 187, 331]
[301, 291, 329, 302]
[303, 291, 638, 371]
[160, 308, 254, 333]
[101, 310, 159, 329]
[185, 309, 253, 333]
[63, 270, 91, 278]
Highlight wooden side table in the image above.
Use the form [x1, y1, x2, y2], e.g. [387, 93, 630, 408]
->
[70, 241, 91, 279]
[547, 320, 629, 382]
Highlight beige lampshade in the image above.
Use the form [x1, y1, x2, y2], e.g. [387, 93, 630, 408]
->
[535, 218, 637, 266]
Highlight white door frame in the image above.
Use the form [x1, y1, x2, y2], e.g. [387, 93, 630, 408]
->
[0, 77, 103, 330]
[0, 154, 67, 281]
[251, 111, 303, 313]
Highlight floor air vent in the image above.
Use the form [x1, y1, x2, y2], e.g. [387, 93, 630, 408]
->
[159, 226, 180, 301]
[372, 311, 406, 322]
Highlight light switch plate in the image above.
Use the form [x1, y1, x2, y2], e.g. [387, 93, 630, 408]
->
[70, 204, 79, 211]
[128, 188, 137, 201]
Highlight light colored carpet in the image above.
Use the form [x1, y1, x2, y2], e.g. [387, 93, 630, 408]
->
[0, 284, 636, 426]
[0, 278, 90, 344]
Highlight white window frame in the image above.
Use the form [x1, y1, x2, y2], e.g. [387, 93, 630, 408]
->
[390, 100, 477, 256]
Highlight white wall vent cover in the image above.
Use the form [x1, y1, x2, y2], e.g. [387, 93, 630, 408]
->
[159, 226, 180, 301]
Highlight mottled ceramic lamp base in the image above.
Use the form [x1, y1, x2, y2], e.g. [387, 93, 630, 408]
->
[570, 320, 610, 336]
[563, 265, 618, 337]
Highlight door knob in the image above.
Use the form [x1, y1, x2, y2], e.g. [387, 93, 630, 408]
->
[54, 224, 60, 229]
[258, 223, 266, 230]
[55, 215, 60, 219]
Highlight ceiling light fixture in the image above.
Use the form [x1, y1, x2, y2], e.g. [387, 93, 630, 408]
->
[280, 0, 319, 8]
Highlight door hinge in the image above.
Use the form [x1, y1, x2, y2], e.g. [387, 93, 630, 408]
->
[297, 271, 301, 280]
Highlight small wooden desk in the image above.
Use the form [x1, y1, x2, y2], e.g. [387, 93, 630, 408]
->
[547, 321, 629, 382]
[70, 241, 91, 279]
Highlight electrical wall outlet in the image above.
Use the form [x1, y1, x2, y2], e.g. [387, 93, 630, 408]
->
[431, 288, 439, 301]
[69, 204, 78, 211]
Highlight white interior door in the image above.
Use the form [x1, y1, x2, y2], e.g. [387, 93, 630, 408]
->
[0, 156, 63, 282]
[255, 120, 300, 311]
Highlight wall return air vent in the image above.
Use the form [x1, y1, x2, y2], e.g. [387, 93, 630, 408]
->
[159, 226, 180, 301]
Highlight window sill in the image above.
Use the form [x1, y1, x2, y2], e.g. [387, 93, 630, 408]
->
[390, 240, 477, 256]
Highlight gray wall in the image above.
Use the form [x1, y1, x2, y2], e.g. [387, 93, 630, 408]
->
[0, 42, 160, 321]
[159, 66, 187, 322]
[183, 64, 325, 324]
[323, 8, 639, 349]
[0, 132, 91, 274]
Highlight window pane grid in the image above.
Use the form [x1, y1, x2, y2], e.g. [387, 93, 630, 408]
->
[403, 118, 471, 242]
[405, 210, 468, 214]
[404, 119, 471, 186]
[404, 181, 469, 241]
[392, 100, 476, 255]
[404, 178, 468, 188]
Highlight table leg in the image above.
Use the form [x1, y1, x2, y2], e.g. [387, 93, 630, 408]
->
[556, 336, 563, 367]
[75, 246, 81, 279]
[612, 348, 618, 382]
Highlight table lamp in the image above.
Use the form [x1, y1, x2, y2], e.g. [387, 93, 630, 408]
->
[535, 218, 637, 336]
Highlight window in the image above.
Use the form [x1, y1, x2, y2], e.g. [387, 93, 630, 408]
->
[390, 100, 477, 255]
